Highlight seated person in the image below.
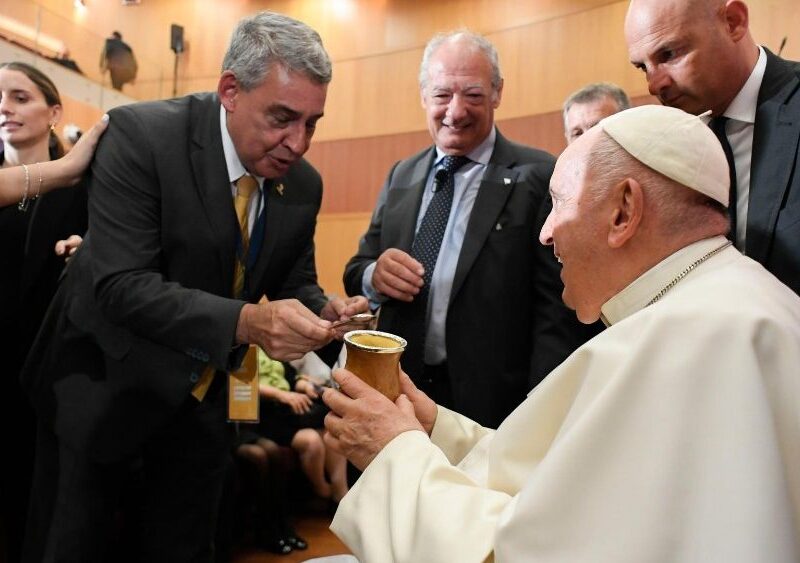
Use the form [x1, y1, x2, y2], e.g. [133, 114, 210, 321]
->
[234, 432, 304, 555]
[289, 348, 346, 388]
[234, 349, 348, 554]
[258, 349, 348, 503]
[323, 106, 800, 562]
[48, 47, 83, 74]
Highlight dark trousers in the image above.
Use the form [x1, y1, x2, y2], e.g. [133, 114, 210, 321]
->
[24, 379, 232, 563]
[417, 363, 454, 410]
[0, 375, 36, 563]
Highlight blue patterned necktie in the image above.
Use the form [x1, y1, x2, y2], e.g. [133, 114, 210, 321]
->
[411, 155, 471, 292]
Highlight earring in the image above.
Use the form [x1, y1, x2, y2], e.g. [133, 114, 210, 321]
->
[49, 123, 56, 133]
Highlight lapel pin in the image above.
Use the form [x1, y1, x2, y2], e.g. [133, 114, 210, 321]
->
[495, 223, 503, 231]
[503, 178, 511, 185]
[276, 183, 285, 196]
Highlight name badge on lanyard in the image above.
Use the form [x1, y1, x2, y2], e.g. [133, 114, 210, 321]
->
[229, 189, 268, 422]
[228, 345, 260, 422]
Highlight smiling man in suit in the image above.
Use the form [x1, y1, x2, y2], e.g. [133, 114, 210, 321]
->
[22, 11, 366, 563]
[625, 0, 800, 296]
[344, 31, 589, 429]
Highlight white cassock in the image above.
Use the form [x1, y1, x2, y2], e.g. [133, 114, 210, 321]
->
[331, 236, 800, 563]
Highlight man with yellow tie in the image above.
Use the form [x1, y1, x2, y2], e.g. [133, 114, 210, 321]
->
[21, 11, 366, 563]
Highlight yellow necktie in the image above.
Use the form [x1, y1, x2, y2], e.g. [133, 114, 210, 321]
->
[191, 174, 259, 401]
[232, 174, 258, 299]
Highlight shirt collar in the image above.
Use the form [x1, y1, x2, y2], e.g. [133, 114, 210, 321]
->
[723, 46, 766, 124]
[219, 105, 264, 186]
[600, 236, 730, 326]
[434, 126, 496, 166]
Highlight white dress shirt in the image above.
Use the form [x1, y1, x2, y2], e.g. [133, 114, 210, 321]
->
[220, 105, 264, 236]
[720, 46, 766, 250]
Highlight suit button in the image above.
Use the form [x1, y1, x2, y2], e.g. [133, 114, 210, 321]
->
[189, 372, 200, 383]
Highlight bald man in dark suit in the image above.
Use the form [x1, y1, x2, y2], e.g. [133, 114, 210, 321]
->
[626, 0, 800, 296]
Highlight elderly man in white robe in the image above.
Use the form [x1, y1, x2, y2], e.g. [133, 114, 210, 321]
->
[322, 105, 800, 563]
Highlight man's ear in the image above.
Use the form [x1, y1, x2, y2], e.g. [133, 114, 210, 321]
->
[217, 71, 239, 112]
[607, 177, 643, 248]
[723, 0, 750, 42]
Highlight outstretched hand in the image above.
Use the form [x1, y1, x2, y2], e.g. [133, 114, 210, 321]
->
[323, 368, 424, 470]
[60, 114, 109, 185]
[236, 299, 335, 361]
[321, 295, 370, 339]
[371, 248, 424, 302]
[54, 234, 83, 261]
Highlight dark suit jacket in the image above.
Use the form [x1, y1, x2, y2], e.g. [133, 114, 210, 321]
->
[344, 131, 593, 427]
[23, 93, 329, 462]
[747, 49, 800, 295]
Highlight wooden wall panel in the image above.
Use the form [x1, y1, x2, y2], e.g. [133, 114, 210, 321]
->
[59, 96, 104, 140]
[20, 0, 619, 84]
[750, 0, 800, 56]
[265, 0, 800, 141]
[319, 48, 425, 141]
[314, 212, 371, 297]
[306, 129, 430, 214]
[10, 0, 800, 141]
[317, 2, 641, 141]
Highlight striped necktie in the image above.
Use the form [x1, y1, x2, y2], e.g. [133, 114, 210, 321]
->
[190, 174, 258, 402]
[233, 174, 258, 298]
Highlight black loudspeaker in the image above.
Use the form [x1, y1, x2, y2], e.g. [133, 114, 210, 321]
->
[170, 24, 184, 54]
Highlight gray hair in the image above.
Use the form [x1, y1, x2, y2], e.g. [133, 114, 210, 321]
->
[562, 82, 631, 128]
[585, 131, 728, 236]
[419, 30, 502, 92]
[222, 11, 332, 91]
